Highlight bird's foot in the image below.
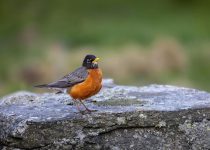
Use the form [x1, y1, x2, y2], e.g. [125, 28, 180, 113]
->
[77, 108, 97, 114]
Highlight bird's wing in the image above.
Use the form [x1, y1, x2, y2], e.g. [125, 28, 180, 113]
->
[46, 66, 88, 88]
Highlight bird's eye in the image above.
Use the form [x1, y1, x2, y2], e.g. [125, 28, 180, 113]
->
[87, 59, 91, 63]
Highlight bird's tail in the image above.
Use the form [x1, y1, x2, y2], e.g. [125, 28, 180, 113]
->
[34, 84, 49, 88]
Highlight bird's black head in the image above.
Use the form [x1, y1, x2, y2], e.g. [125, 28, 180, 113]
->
[82, 54, 100, 69]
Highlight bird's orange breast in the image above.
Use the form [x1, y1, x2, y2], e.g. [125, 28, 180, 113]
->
[68, 68, 102, 100]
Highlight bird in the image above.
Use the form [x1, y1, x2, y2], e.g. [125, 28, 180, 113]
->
[35, 54, 102, 113]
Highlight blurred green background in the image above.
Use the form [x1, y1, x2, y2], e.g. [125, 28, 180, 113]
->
[0, 0, 210, 96]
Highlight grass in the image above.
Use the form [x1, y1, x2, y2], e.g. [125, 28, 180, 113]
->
[0, 0, 210, 96]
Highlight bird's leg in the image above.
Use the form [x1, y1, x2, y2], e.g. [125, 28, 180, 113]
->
[79, 100, 97, 112]
[74, 99, 81, 111]
[74, 99, 86, 114]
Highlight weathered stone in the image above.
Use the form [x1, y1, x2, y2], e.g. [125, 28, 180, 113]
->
[0, 79, 210, 150]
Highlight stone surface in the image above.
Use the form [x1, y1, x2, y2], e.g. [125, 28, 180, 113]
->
[0, 79, 210, 149]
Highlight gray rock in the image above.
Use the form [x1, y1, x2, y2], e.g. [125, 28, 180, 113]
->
[0, 79, 210, 150]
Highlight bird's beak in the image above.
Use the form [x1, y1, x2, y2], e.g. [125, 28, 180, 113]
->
[92, 57, 100, 63]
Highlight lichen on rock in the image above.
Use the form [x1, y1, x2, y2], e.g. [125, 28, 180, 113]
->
[0, 79, 210, 149]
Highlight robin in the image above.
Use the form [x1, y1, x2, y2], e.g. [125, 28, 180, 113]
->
[35, 54, 102, 112]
